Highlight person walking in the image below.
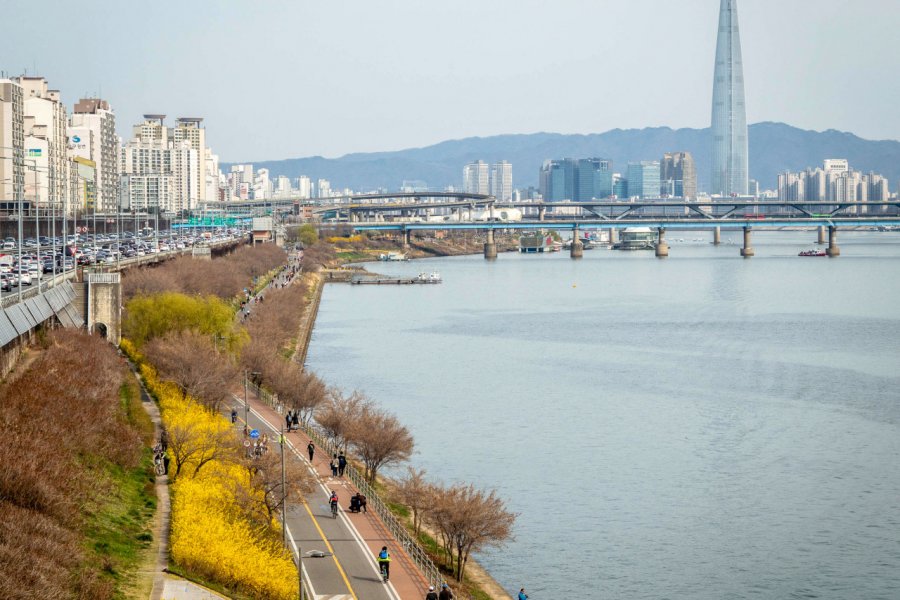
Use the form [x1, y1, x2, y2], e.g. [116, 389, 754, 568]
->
[231, 407, 237, 424]
[438, 583, 454, 600]
[292, 411, 300, 431]
[338, 452, 347, 477]
[285, 411, 292, 431]
[425, 585, 438, 600]
[518, 588, 529, 600]
[307, 441, 315, 461]
[330, 454, 339, 477]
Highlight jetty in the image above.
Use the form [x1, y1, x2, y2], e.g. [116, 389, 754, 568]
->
[351, 272, 442, 285]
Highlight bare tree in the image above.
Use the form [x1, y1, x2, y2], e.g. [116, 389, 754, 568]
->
[144, 330, 239, 411]
[395, 467, 435, 536]
[428, 484, 517, 582]
[166, 417, 237, 479]
[316, 389, 370, 452]
[268, 361, 327, 424]
[347, 403, 414, 484]
[235, 443, 316, 528]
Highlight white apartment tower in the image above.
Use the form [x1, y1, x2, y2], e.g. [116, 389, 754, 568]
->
[0, 78, 25, 204]
[172, 118, 207, 203]
[490, 161, 513, 201]
[463, 160, 490, 195]
[296, 175, 311, 199]
[17, 76, 68, 208]
[70, 98, 119, 212]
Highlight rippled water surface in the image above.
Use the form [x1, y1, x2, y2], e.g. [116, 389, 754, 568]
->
[306, 231, 900, 599]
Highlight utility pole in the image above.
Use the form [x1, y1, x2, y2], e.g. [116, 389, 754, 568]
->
[281, 423, 287, 546]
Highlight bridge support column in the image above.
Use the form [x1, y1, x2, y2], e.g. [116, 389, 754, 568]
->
[713, 226, 721, 245]
[538, 206, 546, 222]
[655, 228, 669, 258]
[817, 225, 826, 245]
[740, 226, 754, 258]
[609, 228, 618, 245]
[403, 228, 411, 249]
[826, 226, 840, 257]
[570, 227, 583, 259]
[484, 229, 497, 260]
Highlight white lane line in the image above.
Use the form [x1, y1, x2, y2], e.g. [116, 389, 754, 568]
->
[285, 522, 318, 599]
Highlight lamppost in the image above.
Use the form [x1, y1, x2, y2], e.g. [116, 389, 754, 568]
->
[243, 370, 261, 435]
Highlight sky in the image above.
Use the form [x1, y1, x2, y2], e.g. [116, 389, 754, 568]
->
[1, 0, 899, 162]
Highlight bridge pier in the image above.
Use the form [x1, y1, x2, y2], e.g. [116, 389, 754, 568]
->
[826, 226, 840, 257]
[484, 229, 497, 260]
[740, 226, 755, 258]
[570, 226, 583, 259]
[655, 228, 669, 258]
[609, 228, 618, 245]
[403, 228, 411, 249]
[817, 225, 826, 245]
[538, 206, 546, 222]
[713, 226, 721, 245]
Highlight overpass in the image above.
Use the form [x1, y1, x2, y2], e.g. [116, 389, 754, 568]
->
[200, 191, 494, 216]
[0, 237, 244, 377]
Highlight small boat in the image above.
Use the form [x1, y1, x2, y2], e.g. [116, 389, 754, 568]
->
[416, 271, 442, 283]
[798, 249, 827, 257]
[378, 252, 408, 262]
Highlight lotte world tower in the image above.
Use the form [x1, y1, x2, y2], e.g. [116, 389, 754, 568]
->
[710, 0, 748, 196]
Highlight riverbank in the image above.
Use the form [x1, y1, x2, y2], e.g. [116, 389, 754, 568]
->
[295, 261, 514, 600]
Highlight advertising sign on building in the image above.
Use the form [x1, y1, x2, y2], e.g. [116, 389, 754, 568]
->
[68, 127, 92, 159]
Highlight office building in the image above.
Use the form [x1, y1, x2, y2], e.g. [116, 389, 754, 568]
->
[660, 152, 697, 199]
[710, 0, 749, 196]
[0, 78, 24, 205]
[626, 161, 661, 199]
[463, 160, 490, 195]
[540, 158, 613, 202]
[490, 161, 513, 201]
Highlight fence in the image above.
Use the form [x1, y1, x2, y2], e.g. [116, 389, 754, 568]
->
[249, 380, 444, 590]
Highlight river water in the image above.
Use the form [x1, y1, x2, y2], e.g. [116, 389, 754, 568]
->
[305, 231, 900, 599]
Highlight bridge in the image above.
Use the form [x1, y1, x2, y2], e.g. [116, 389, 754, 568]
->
[199, 191, 494, 216]
[344, 200, 900, 259]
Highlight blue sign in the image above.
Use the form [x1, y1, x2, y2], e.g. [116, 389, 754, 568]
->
[249, 429, 260, 439]
[72, 135, 81, 143]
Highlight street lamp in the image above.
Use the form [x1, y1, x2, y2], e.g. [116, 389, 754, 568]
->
[243, 370, 261, 435]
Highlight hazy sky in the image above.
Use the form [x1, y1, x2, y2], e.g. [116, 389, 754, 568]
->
[2, 0, 898, 162]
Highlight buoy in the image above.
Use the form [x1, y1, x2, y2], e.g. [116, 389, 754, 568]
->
[572, 283, 577, 288]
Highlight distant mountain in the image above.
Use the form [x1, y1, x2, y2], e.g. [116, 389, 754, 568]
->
[225, 123, 900, 193]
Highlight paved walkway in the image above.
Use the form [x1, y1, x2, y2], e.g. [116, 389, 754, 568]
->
[159, 576, 230, 600]
[230, 388, 432, 600]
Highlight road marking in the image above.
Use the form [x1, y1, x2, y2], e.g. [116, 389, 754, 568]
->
[302, 500, 358, 599]
[285, 522, 318, 599]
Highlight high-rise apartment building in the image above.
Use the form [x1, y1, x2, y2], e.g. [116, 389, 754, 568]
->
[316, 179, 331, 198]
[626, 161, 661, 199]
[463, 160, 490, 195]
[296, 175, 311, 199]
[70, 98, 119, 212]
[17, 76, 68, 207]
[489, 161, 513, 201]
[777, 160, 890, 213]
[660, 152, 697, 199]
[710, 0, 749, 196]
[172, 118, 207, 203]
[0, 78, 24, 205]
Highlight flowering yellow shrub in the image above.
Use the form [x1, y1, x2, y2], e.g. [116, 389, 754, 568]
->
[134, 346, 297, 599]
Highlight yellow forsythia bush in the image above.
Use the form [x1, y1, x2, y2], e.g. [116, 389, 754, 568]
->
[130, 343, 297, 599]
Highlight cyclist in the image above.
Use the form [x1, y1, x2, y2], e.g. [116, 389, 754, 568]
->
[329, 491, 339, 517]
[377, 546, 390, 581]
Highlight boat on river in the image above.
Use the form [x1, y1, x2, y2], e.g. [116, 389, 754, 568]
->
[378, 251, 408, 261]
[799, 249, 827, 257]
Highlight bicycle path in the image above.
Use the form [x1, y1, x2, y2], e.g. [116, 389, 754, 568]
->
[232, 390, 430, 600]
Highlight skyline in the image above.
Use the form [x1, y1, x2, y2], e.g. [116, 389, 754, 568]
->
[1, 0, 899, 162]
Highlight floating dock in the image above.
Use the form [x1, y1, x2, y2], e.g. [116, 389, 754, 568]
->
[350, 273, 442, 285]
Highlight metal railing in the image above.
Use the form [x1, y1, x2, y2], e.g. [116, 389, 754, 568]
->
[0, 269, 77, 309]
[249, 380, 443, 589]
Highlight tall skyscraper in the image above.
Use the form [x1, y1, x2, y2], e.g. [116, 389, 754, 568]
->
[626, 161, 661, 199]
[489, 161, 513, 201]
[660, 152, 697, 199]
[463, 160, 490, 195]
[710, 0, 748, 196]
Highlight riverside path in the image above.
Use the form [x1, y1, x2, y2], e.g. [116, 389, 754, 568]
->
[230, 389, 430, 600]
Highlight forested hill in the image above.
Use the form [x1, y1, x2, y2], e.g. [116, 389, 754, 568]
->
[226, 123, 900, 193]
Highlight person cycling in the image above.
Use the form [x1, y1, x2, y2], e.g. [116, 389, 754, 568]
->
[377, 546, 391, 581]
[329, 491, 339, 517]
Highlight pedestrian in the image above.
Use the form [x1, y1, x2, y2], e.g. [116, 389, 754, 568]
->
[292, 411, 299, 431]
[285, 411, 292, 431]
[438, 583, 453, 600]
[425, 585, 438, 600]
[358, 493, 367, 513]
[307, 441, 315, 461]
[162, 450, 170, 475]
[330, 454, 339, 477]
[338, 452, 347, 477]
[231, 407, 237, 424]
[518, 588, 529, 600]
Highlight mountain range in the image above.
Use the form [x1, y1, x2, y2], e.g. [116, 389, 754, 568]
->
[225, 122, 900, 194]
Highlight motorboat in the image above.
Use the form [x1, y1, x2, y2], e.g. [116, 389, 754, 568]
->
[798, 249, 827, 257]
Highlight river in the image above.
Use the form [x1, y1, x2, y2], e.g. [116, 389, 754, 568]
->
[305, 230, 900, 599]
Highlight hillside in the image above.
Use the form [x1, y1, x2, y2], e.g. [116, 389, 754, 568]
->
[226, 123, 900, 193]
